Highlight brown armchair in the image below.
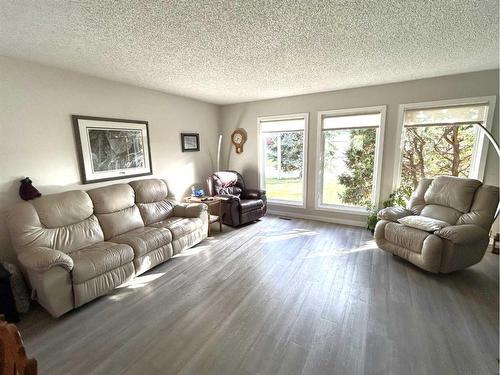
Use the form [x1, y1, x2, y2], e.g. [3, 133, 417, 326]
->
[207, 171, 267, 227]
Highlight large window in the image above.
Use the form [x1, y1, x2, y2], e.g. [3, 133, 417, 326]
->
[258, 114, 308, 206]
[317, 106, 386, 211]
[397, 98, 494, 194]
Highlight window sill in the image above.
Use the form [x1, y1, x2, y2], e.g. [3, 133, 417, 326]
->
[268, 199, 305, 208]
[316, 204, 369, 216]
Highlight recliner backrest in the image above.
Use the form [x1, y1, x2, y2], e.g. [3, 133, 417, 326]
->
[211, 170, 245, 196]
[8, 190, 104, 254]
[87, 184, 144, 240]
[129, 179, 175, 225]
[409, 175, 498, 229]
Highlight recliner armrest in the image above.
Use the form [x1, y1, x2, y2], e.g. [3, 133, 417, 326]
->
[18, 247, 73, 272]
[173, 203, 208, 218]
[241, 189, 266, 199]
[215, 194, 240, 203]
[377, 207, 413, 222]
[435, 224, 489, 244]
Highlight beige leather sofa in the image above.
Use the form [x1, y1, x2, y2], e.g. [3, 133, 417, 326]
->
[8, 179, 208, 317]
[375, 176, 499, 273]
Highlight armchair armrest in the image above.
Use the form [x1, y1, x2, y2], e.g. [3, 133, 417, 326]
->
[18, 247, 73, 272]
[377, 207, 413, 222]
[215, 194, 240, 203]
[173, 203, 208, 218]
[241, 189, 266, 199]
[435, 224, 489, 244]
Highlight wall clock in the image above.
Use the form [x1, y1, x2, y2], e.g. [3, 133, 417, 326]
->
[231, 128, 247, 154]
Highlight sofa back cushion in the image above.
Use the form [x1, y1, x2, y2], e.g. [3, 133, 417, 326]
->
[424, 176, 482, 213]
[8, 191, 104, 254]
[88, 184, 144, 240]
[129, 179, 175, 225]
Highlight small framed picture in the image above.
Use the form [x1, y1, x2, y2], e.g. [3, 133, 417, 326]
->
[181, 133, 200, 152]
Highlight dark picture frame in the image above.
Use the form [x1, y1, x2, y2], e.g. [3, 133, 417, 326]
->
[181, 133, 200, 152]
[72, 115, 153, 184]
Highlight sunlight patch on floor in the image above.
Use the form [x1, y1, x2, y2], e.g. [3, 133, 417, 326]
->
[175, 240, 218, 258]
[303, 239, 377, 258]
[117, 272, 166, 289]
[261, 228, 318, 243]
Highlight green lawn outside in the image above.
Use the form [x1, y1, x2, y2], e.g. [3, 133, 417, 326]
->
[265, 177, 345, 204]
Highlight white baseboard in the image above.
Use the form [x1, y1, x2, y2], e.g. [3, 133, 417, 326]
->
[268, 209, 366, 228]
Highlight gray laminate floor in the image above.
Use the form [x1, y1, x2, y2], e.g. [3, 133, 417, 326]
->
[18, 215, 499, 375]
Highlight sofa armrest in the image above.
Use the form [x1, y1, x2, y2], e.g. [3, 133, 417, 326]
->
[435, 224, 489, 244]
[241, 189, 266, 199]
[173, 203, 208, 218]
[377, 207, 413, 222]
[18, 247, 74, 272]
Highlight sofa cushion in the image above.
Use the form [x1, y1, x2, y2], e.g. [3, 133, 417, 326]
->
[88, 184, 144, 239]
[240, 199, 264, 213]
[384, 222, 430, 253]
[110, 227, 172, 258]
[88, 184, 136, 214]
[149, 217, 203, 240]
[70, 242, 134, 283]
[424, 176, 482, 213]
[398, 215, 450, 232]
[420, 204, 461, 225]
[136, 201, 175, 226]
[32, 190, 94, 228]
[130, 179, 169, 203]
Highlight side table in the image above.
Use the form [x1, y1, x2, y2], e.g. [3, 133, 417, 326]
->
[184, 197, 223, 236]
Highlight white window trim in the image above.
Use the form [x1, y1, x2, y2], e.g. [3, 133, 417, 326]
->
[257, 112, 309, 208]
[315, 105, 387, 214]
[392, 96, 497, 191]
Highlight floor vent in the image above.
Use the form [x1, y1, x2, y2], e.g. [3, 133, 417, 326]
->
[279, 217, 292, 220]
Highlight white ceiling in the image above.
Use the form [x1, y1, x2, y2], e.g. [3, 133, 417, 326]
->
[1, 1, 498, 105]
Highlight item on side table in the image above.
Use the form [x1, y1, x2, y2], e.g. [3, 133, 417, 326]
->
[1, 262, 30, 313]
[0, 264, 19, 322]
[191, 186, 205, 197]
[19, 177, 41, 201]
[0, 315, 37, 374]
[207, 170, 267, 227]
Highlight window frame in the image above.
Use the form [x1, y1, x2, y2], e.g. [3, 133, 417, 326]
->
[315, 105, 387, 214]
[257, 112, 309, 208]
[392, 96, 497, 191]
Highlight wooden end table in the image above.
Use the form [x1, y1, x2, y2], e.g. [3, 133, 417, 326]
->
[184, 197, 223, 236]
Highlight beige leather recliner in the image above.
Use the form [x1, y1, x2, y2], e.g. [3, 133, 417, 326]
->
[375, 176, 499, 273]
[8, 178, 208, 317]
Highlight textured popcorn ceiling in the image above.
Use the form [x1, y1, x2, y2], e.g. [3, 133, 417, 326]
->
[0, 1, 498, 104]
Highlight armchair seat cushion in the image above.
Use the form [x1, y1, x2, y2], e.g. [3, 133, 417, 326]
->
[110, 227, 172, 258]
[70, 242, 134, 283]
[240, 199, 264, 213]
[385, 222, 431, 253]
[149, 217, 203, 240]
[398, 215, 450, 232]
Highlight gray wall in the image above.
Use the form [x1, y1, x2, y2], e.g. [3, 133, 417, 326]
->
[220, 70, 499, 227]
[0, 57, 220, 263]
